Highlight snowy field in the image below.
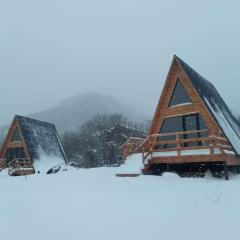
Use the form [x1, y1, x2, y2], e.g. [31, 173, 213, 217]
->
[1, 155, 240, 240]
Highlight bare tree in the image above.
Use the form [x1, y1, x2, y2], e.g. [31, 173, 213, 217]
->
[62, 114, 147, 168]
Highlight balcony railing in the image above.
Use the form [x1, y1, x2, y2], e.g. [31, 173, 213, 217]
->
[141, 129, 234, 163]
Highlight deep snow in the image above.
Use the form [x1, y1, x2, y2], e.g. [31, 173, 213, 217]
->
[1, 155, 240, 240]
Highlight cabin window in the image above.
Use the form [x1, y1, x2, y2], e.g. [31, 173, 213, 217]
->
[11, 129, 21, 142]
[169, 79, 192, 107]
[156, 116, 183, 149]
[157, 113, 208, 149]
[4, 147, 25, 164]
[182, 114, 206, 147]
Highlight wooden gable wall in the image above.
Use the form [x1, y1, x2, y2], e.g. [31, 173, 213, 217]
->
[0, 117, 30, 162]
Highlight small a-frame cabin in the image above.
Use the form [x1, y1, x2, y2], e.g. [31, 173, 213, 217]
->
[140, 55, 240, 179]
[0, 115, 67, 176]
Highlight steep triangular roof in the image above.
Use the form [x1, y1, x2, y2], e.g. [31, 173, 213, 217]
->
[175, 56, 240, 155]
[15, 115, 68, 164]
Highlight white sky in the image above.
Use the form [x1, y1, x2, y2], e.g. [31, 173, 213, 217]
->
[1, 0, 240, 125]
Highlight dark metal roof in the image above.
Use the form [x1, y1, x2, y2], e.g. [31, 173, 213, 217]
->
[15, 115, 68, 163]
[175, 55, 240, 155]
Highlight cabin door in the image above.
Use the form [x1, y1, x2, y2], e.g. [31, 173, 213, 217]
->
[182, 114, 200, 147]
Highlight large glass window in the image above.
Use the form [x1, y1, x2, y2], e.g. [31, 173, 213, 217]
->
[156, 116, 182, 149]
[11, 129, 21, 142]
[182, 115, 199, 147]
[169, 80, 192, 107]
[4, 147, 25, 164]
[157, 113, 208, 149]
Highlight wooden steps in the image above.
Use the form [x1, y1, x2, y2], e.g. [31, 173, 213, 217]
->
[120, 137, 145, 161]
[8, 158, 35, 176]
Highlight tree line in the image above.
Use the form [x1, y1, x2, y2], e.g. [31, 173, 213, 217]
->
[61, 114, 149, 168]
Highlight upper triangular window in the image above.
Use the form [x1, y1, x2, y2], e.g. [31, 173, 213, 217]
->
[169, 79, 192, 107]
[11, 128, 21, 142]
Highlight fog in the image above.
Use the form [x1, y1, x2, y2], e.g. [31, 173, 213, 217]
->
[1, 0, 240, 125]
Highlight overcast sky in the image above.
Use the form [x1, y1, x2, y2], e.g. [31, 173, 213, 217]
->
[1, 0, 240, 125]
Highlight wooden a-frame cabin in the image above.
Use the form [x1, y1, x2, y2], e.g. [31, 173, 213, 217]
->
[122, 55, 240, 179]
[0, 115, 68, 176]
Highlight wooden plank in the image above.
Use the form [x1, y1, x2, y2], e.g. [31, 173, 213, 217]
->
[152, 145, 220, 152]
[150, 129, 208, 138]
[149, 154, 227, 164]
[149, 154, 240, 166]
[154, 137, 212, 146]
[115, 174, 141, 177]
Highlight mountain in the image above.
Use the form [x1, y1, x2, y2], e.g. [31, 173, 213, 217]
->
[0, 93, 148, 143]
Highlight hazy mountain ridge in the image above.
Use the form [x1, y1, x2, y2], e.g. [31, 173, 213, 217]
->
[0, 126, 9, 145]
[0, 92, 148, 143]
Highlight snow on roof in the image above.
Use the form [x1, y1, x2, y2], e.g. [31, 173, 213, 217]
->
[175, 56, 240, 155]
[16, 115, 68, 164]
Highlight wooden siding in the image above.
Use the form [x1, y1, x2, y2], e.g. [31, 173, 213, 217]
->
[0, 118, 30, 162]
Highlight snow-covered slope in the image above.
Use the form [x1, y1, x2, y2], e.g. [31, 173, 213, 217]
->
[1, 160, 240, 240]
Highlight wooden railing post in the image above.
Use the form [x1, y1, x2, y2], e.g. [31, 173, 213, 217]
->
[176, 133, 181, 156]
[209, 137, 214, 155]
[149, 136, 153, 155]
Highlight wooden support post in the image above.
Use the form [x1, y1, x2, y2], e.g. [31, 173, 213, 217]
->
[143, 164, 151, 175]
[224, 162, 229, 180]
[176, 133, 181, 156]
[210, 145, 214, 155]
[167, 164, 170, 172]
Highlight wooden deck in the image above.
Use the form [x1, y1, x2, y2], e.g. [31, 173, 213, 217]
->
[140, 129, 240, 179]
[148, 154, 239, 165]
[142, 130, 238, 162]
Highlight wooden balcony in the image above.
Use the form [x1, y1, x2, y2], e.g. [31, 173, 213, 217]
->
[141, 129, 240, 166]
[8, 158, 35, 176]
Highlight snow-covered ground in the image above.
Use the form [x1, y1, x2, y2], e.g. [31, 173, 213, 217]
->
[1, 155, 240, 240]
[115, 153, 143, 174]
